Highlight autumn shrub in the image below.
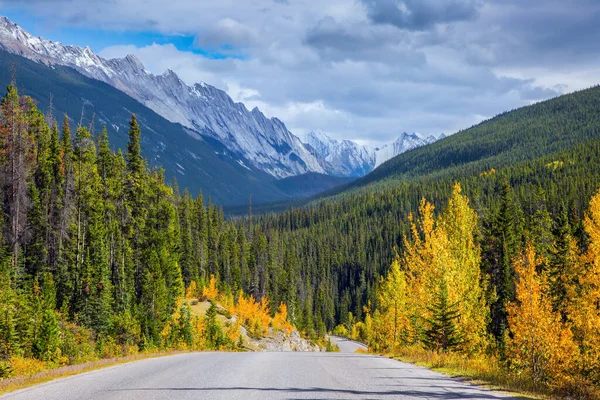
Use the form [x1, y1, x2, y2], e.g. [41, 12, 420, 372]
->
[201, 275, 219, 302]
[332, 324, 348, 337]
[233, 291, 271, 337]
[185, 281, 198, 300]
[8, 357, 46, 377]
[59, 320, 97, 365]
[272, 303, 293, 335]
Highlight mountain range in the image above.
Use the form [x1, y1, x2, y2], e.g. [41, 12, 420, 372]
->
[0, 16, 444, 203]
[304, 131, 444, 177]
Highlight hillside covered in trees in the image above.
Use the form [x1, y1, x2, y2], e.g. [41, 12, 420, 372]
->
[2, 73, 600, 397]
[0, 82, 303, 377]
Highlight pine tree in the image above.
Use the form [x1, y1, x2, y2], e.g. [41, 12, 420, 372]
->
[125, 114, 147, 303]
[70, 125, 113, 334]
[204, 301, 225, 349]
[33, 309, 60, 362]
[423, 277, 463, 352]
[47, 121, 63, 273]
[486, 178, 523, 348]
[178, 190, 195, 286]
[548, 205, 579, 320]
[0, 84, 35, 274]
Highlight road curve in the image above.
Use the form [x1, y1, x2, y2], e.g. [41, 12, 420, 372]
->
[2, 351, 519, 400]
[329, 335, 368, 353]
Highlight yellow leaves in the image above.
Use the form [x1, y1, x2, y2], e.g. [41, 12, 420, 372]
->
[272, 303, 293, 335]
[185, 281, 197, 300]
[225, 318, 241, 345]
[399, 184, 488, 352]
[507, 243, 576, 386]
[545, 161, 565, 170]
[161, 297, 206, 351]
[372, 255, 412, 351]
[569, 189, 600, 382]
[333, 324, 348, 337]
[480, 168, 496, 177]
[233, 291, 271, 337]
[7, 356, 46, 377]
[202, 275, 219, 302]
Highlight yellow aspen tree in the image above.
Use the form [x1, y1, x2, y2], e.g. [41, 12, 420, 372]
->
[403, 187, 487, 351]
[185, 281, 198, 300]
[403, 198, 449, 340]
[507, 243, 576, 386]
[438, 183, 489, 351]
[569, 190, 600, 383]
[272, 303, 293, 335]
[374, 254, 411, 351]
[202, 274, 219, 302]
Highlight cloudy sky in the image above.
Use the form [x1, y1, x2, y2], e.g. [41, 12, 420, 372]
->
[1, 0, 599, 145]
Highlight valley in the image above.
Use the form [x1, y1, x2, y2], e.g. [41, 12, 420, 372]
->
[0, 8, 599, 400]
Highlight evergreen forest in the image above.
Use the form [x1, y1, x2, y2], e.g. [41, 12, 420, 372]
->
[2, 78, 600, 396]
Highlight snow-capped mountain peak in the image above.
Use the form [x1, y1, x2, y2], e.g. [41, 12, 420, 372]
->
[305, 131, 444, 176]
[0, 16, 445, 180]
[373, 132, 441, 168]
[0, 16, 323, 179]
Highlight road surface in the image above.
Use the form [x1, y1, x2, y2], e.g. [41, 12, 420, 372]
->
[328, 335, 368, 353]
[2, 338, 519, 399]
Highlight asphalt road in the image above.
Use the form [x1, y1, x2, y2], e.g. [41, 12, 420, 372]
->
[2, 339, 518, 400]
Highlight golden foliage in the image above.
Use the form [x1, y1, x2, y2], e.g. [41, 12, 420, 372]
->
[160, 297, 206, 351]
[185, 281, 198, 300]
[545, 160, 565, 170]
[333, 324, 348, 337]
[8, 357, 47, 377]
[202, 275, 219, 302]
[233, 291, 271, 337]
[507, 243, 576, 386]
[272, 303, 293, 334]
[398, 183, 489, 351]
[570, 190, 600, 383]
[480, 168, 496, 176]
[371, 255, 411, 351]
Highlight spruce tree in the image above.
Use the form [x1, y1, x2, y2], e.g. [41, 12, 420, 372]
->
[204, 301, 225, 349]
[486, 178, 522, 348]
[125, 114, 147, 302]
[423, 279, 463, 352]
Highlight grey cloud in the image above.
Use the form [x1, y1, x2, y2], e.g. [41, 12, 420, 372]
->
[3, 0, 598, 144]
[450, 0, 600, 69]
[194, 18, 260, 49]
[361, 0, 480, 31]
[304, 17, 425, 64]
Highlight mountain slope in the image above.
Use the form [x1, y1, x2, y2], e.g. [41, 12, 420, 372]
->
[0, 49, 292, 206]
[304, 131, 374, 177]
[323, 86, 600, 198]
[0, 16, 322, 179]
[274, 172, 355, 199]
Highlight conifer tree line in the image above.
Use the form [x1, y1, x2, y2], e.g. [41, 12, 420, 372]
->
[0, 83, 297, 374]
[2, 76, 600, 393]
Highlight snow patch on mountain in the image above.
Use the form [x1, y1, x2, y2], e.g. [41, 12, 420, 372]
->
[305, 131, 374, 177]
[0, 16, 322, 179]
[373, 132, 441, 168]
[305, 131, 444, 176]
